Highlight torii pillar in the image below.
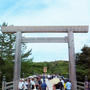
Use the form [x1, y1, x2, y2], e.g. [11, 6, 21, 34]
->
[13, 32, 22, 90]
[68, 30, 77, 90]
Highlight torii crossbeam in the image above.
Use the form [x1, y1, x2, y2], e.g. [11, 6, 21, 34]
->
[1, 26, 88, 33]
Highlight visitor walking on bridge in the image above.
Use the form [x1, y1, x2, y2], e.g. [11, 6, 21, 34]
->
[55, 79, 64, 90]
[18, 79, 24, 90]
[30, 78, 36, 90]
[66, 80, 72, 90]
[41, 80, 47, 90]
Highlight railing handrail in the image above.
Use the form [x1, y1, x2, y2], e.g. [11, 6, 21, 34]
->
[77, 81, 84, 85]
[6, 81, 13, 85]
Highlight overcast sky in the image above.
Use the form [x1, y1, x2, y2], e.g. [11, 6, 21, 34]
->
[0, 0, 90, 62]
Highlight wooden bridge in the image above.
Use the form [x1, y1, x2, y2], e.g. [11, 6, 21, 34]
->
[2, 76, 85, 90]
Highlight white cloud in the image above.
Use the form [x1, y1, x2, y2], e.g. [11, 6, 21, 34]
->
[1, 0, 89, 25]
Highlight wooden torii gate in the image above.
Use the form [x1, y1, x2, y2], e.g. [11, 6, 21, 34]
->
[1, 26, 88, 90]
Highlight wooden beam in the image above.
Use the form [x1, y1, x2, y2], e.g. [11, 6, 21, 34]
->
[21, 37, 68, 43]
[1, 26, 88, 33]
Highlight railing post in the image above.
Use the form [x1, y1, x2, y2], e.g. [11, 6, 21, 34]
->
[2, 76, 6, 90]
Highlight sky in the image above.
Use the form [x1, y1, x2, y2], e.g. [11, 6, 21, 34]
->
[0, 0, 90, 62]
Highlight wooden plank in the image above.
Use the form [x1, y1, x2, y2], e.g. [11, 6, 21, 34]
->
[13, 32, 22, 90]
[1, 26, 88, 33]
[6, 82, 13, 85]
[6, 85, 13, 89]
[68, 30, 77, 90]
[21, 37, 68, 43]
[77, 85, 84, 89]
[77, 82, 84, 85]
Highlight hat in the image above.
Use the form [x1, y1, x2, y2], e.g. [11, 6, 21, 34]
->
[22, 78, 24, 81]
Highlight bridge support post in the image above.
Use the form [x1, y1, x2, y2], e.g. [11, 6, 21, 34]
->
[68, 30, 77, 90]
[13, 32, 22, 90]
[2, 76, 6, 90]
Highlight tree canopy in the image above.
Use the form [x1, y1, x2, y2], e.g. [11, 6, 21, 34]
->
[76, 45, 90, 81]
[0, 22, 32, 87]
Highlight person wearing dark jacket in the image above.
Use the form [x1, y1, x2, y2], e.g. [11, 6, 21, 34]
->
[41, 80, 47, 90]
[55, 79, 64, 90]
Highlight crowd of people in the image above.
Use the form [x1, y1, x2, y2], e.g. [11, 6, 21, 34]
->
[18, 75, 47, 90]
[18, 74, 72, 90]
[49, 75, 72, 90]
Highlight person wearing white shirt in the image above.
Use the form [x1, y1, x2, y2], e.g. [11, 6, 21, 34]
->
[24, 79, 29, 90]
[30, 78, 35, 90]
[18, 79, 24, 90]
[24, 82, 28, 90]
[61, 79, 64, 86]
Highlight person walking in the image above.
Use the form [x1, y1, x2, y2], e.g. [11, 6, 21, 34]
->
[18, 79, 25, 90]
[66, 80, 72, 90]
[30, 78, 36, 90]
[38, 77, 42, 90]
[55, 79, 64, 90]
[41, 80, 47, 90]
[85, 80, 89, 90]
[64, 80, 66, 90]
[42, 73, 46, 82]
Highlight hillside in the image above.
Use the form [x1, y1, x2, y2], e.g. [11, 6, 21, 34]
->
[21, 60, 69, 78]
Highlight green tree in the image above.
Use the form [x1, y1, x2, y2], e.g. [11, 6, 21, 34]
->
[0, 22, 33, 87]
[0, 22, 32, 61]
[0, 23, 15, 61]
[76, 45, 90, 81]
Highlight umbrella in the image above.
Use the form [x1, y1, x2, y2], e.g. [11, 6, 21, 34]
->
[49, 78, 60, 85]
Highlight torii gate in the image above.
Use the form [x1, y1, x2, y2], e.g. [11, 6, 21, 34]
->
[1, 26, 88, 90]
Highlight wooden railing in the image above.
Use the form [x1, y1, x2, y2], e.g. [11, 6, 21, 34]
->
[77, 81, 84, 90]
[1, 76, 85, 90]
[2, 81, 13, 90]
[2, 81, 85, 90]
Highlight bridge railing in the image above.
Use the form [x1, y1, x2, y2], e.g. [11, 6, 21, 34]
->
[77, 81, 85, 90]
[2, 81, 85, 90]
[2, 81, 13, 90]
[2, 76, 13, 90]
[2, 76, 85, 90]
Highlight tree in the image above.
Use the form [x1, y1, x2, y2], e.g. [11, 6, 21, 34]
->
[0, 22, 32, 61]
[0, 24, 15, 61]
[0, 22, 33, 87]
[76, 45, 90, 81]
